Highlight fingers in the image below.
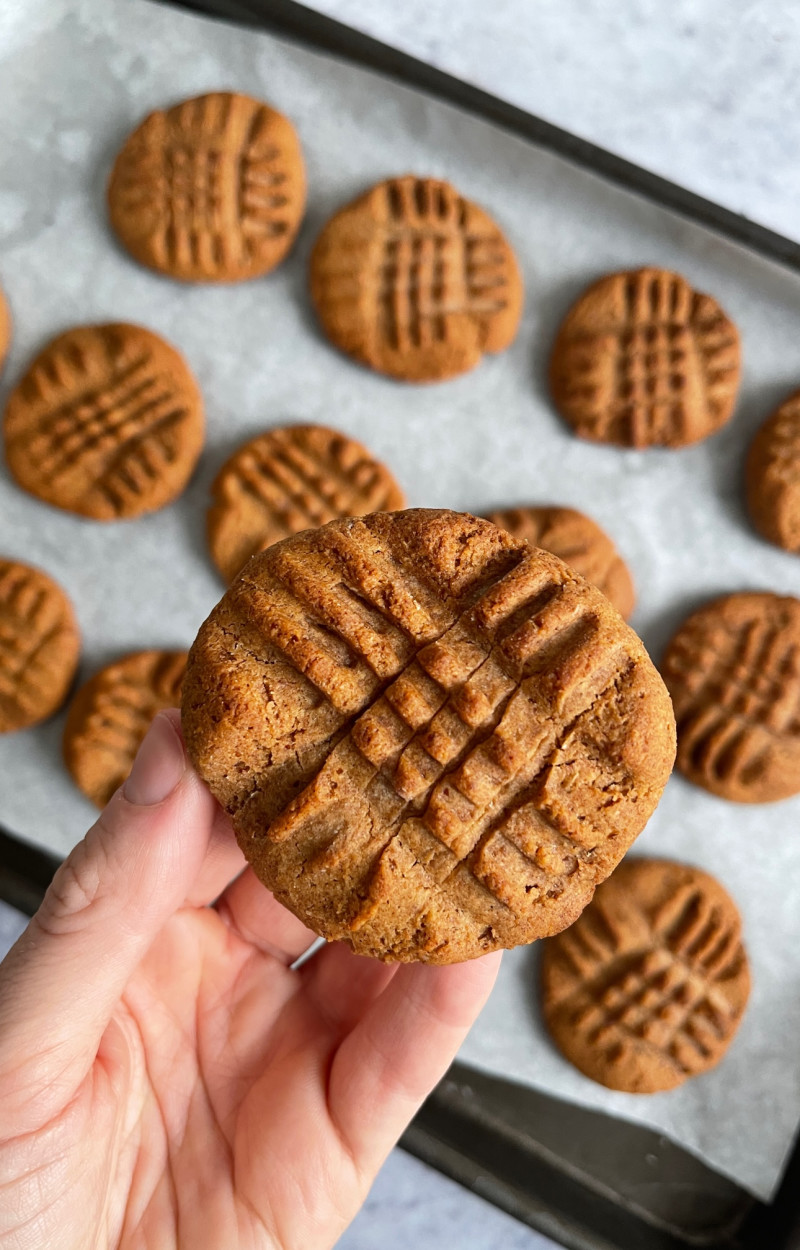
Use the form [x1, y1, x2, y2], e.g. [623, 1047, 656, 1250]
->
[327, 952, 502, 1169]
[184, 802, 247, 906]
[301, 941, 397, 1035]
[215, 868, 318, 965]
[0, 712, 217, 1123]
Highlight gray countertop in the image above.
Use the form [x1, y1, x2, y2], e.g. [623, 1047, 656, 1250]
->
[306, 0, 800, 244]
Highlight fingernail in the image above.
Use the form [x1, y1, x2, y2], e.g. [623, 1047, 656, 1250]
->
[123, 713, 186, 806]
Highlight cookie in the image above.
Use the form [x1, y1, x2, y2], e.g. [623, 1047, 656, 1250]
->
[550, 268, 741, 448]
[183, 509, 675, 963]
[63, 649, 187, 807]
[108, 91, 306, 283]
[662, 592, 800, 803]
[208, 423, 406, 582]
[746, 389, 800, 552]
[4, 323, 204, 520]
[485, 506, 635, 620]
[310, 176, 523, 382]
[541, 858, 750, 1093]
[0, 559, 80, 733]
[0, 282, 10, 375]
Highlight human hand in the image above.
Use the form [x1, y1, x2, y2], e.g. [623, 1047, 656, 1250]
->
[0, 711, 500, 1250]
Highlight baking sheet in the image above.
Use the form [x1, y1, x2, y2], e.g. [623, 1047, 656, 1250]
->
[2, 0, 800, 1204]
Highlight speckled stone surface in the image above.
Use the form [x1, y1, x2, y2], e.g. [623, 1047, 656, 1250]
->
[307, 0, 800, 243]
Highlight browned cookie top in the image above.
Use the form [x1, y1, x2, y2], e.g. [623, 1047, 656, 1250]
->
[64, 649, 187, 807]
[310, 176, 523, 383]
[542, 858, 750, 1093]
[550, 268, 741, 448]
[208, 424, 406, 582]
[746, 389, 800, 552]
[183, 510, 675, 963]
[485, 505, 635, 620]
[108, 92, 306, 283]
[662, 591, 800, 803]
[0, 283, 10, 375]
[4, 324, 204, 520]
[0, 559, 80, 733]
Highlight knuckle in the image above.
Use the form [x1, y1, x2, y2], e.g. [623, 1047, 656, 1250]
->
[35, 831, 109, 937]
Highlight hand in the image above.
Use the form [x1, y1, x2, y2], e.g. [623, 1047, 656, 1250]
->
[0, 711, 499, 1250]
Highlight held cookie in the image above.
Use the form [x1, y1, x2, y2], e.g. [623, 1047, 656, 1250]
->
[746, 389, 800, 552]
[108, 91, 305, 283]
[310, 176, 523, 382]
[4, 323, 204, 520]
[208, 423, 406, 582]
[0, 559, 80, 733]
[485, 505, 635, 620]
[550, 268, 740, 448]
[0, 282, 10, 375]
[541, 858, 750, 1093]
[64, 649, 187, 806]
[183, 510, 675, 964]
[662, 592, 800, 803]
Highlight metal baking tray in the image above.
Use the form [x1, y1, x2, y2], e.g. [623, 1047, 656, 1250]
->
[3, 1, 800, 1245]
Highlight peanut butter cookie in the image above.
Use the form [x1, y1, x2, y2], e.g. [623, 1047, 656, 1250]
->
[183, 510, 675, 963]
[550, 268, 740, 448]
[542, 858, 750, 1092]
[64, 649, 187, 806]
[662, 591, 800, 803]
[108, 91, 305, 283]
[310, 176, 523, 382]
[208, 424, 405, 582]
[485, 505, 635, 619]
[746, 388, 800, 552]
[0, 559, 80, 733]
[4, 323, 204, 520]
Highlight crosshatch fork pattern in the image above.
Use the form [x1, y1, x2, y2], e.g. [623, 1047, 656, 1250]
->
[310, 176, 523, 380]
[376, 179, 512, 351]
[208, 424, 405, 581]
[78, 652, 187, 764]
[552, 268, 740, 448]
[108, 92, 305, 280]
[65, 651, 187, 807]
[4, 325, 203, 519]
[0, 561, 78, 730]
[662, 593, 800, 801]
[544, 862, 750, 1090]
[485, 505, 635, 620]
[185, 514, 675, 961]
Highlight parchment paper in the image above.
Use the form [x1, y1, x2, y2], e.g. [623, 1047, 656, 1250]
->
[3, 0, 800, 1203]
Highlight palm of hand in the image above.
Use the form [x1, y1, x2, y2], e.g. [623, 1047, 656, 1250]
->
[0, 722, 499, 1250]
[9, 907, 396, 1250]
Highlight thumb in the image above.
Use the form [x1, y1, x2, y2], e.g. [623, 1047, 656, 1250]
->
[0, 710, 216, 1122]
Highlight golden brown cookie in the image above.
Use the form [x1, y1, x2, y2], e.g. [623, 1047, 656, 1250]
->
[63, 649, 187, 807]
[310, 176, 523, 382]
[541, 858, 750, 1093]
[208, 423, 406, 582]
[746, 389, 800, 552]
[183, 509, 676, 963]
[550, 268, 741, 448]
[485, 505, 635, 620]
[0, 559, 80, 733]
[0, 282, 10, 375]
[4, 323, 204, 520]
[662, 592, 800, 803]
[108, 91, 306, 283]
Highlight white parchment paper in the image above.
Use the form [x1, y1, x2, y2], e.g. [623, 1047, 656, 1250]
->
[3, 0, 800, 1203]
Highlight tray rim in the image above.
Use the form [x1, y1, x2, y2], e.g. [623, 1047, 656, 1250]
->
[7, 1, 800, 1244]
